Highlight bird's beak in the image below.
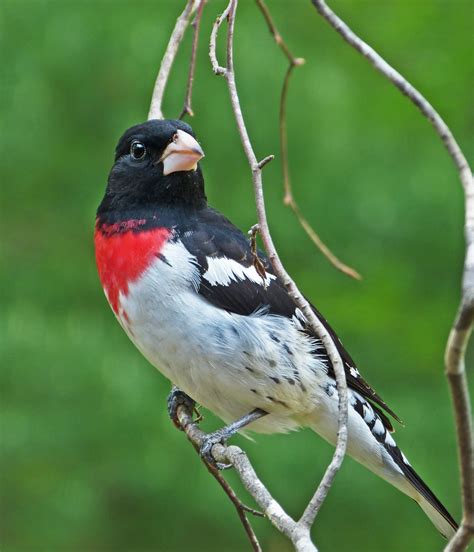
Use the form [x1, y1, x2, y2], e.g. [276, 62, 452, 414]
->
[159, 129, 205, 176]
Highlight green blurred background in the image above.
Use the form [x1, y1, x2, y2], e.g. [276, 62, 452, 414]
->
[1, 0, 473, 550]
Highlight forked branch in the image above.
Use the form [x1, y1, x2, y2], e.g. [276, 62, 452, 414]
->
[179, 0, 207, 119]
[148, 0, 199, 120]
[190, 430, 264, 552]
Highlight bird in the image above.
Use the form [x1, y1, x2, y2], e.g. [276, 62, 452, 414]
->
[94, 118, 457, 539]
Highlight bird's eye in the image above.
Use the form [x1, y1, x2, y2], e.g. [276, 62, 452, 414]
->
[130, 140, 146, 160]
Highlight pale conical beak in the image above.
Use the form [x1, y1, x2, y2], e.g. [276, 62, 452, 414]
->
[159, 129, 205, 176]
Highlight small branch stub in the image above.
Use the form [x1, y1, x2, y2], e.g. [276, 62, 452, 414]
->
[256, 155, 275, 170]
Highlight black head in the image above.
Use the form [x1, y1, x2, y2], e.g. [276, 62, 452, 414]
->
[97, 119, 206, 217]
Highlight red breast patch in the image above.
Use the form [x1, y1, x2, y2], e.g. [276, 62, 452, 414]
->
[94, 219, 171, 314]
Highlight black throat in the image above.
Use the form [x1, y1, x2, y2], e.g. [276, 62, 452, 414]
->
[97, 164, 207, 220]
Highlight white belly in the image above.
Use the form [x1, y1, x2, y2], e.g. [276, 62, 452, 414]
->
[116, 240, 329, 433]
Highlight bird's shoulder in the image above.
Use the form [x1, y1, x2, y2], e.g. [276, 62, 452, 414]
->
[178, 206, 261, 269]
[177, 206, 295, 317]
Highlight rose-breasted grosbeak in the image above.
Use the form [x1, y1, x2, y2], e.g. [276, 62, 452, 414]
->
[95, 119, 457, 538]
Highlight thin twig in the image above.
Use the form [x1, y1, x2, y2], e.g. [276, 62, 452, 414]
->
[148, 0, 199, 120]
[311, 1, 473, 550]
[188, 432, 264, 552]
[179, 0, 206, 119]
[445, 309, 474, 552]
[209, 3, 232, 76]
[256, 0, 361, 281]
[257, 154, 275, 169]
[255, 0, 299, 64]
[211, 0, 348, 548]
[280, 69, 362, 281]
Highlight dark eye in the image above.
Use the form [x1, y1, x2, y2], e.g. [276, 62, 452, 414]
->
[130, 140, 146, 160]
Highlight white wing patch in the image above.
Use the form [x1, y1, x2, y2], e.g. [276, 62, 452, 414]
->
[294, 308, 306, 322]
[291, 308, 306, 330]
[203, 256, 276, 287]
[349, 366, 359, 378]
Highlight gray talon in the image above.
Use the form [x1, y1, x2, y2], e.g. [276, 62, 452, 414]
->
[199, 431, 229, 468]
[167, 386, 195, 430]
[198, 409, 267, 468]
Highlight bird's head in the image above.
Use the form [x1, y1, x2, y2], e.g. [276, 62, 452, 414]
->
[98, 119, 206, 215]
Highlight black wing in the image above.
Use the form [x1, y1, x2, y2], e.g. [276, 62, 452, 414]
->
[179, 208, 401, 428]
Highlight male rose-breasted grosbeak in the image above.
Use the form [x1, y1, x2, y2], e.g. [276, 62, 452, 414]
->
[94, 119, 457, 538]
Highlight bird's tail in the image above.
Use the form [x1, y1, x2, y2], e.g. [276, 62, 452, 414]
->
[387, 450, 458, 539]
[413, 474, 458, 540]
[309, 390, 457, 539]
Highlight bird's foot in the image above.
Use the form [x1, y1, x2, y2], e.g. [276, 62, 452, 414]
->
[167, 386, 195, 430]
[199, 429, 233, 470]
[199, 409, 267, 469]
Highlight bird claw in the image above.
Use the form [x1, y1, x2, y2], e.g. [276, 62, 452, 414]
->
[215, 462, 233, 470]
[167, 386, 195, 430]
[199, 431, 232, 470]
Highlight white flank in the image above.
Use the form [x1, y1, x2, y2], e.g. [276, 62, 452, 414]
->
[118, 240, 326, 434]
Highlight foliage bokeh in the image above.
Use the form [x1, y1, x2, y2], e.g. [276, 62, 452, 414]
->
[1, 1, 473, 551]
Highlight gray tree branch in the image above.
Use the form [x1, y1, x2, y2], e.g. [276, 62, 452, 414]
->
[310, 2, 474, 550]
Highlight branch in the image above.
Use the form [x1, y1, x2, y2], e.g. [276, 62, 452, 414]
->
[210, 0, 349, 548]
[175, 401, 311, 551]
[192, 437, 264, 552]
[148, 0, 199, 120]
[445, 308, 474, 552]
[310, 1, 474, 550]
[255, 0, 361, 281]
[179, 0, 207, 119]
